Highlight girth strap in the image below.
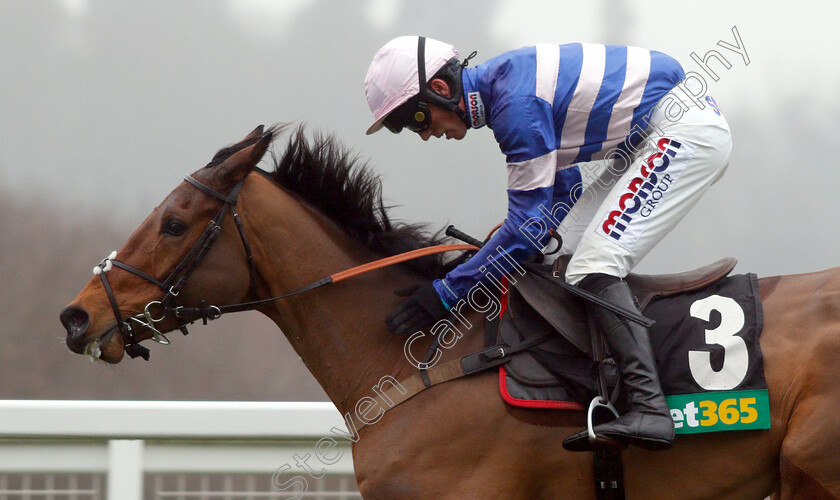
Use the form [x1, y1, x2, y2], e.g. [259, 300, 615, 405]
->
[345, 358, 466, 434]
[346, 331, 553, 434]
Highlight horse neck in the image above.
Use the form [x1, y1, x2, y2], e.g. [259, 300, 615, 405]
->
[239, 174, 421, 414]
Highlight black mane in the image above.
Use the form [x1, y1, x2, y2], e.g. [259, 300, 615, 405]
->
[263, 126, 452, 278]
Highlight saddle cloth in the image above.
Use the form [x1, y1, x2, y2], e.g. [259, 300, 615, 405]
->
[497, 258, 767, 415]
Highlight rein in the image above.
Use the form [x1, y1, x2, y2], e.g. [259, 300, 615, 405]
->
[92, 173, 479, 361]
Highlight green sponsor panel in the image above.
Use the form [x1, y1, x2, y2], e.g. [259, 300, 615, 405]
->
[666, 389, 770, 435]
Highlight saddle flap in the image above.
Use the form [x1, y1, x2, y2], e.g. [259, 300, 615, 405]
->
[498, 311, 581, 387]
[505, 287, 586, 355]
[507, 351, 566, 387]
[509, 271, 592, 355]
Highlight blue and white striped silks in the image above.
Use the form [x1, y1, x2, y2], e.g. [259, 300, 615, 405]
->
[434, 43, 685, 306]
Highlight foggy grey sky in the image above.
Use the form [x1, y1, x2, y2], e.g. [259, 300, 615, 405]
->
[2, 0, 839, 279]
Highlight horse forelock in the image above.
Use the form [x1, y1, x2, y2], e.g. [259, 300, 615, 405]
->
[265, 125, 451, 279]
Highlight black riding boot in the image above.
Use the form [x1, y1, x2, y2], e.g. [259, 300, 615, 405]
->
[562, 274, 675, 452]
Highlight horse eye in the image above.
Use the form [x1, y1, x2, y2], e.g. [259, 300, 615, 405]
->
[163, 220, 187, 236]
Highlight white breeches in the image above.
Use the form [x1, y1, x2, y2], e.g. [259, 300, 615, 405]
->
[555, 89, 732, 285]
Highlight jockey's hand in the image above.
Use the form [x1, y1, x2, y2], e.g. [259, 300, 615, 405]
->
[386, 282, 450, 335]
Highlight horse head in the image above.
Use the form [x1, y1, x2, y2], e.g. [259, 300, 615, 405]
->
[60, 125, 274, 363]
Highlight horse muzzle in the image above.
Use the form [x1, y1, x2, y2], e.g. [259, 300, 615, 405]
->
[60, 305, 90, 349]
[60, 305, 126, 363]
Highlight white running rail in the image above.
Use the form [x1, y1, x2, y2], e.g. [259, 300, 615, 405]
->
[0, 401, 359, 500]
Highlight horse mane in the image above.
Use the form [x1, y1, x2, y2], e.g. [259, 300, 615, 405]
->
[251, 125, 453, 279]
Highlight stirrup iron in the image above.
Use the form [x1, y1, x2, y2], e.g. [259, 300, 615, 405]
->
[587, 396, 620, 442]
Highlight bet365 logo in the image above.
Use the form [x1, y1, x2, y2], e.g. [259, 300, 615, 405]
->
[666, 391, 769, 434]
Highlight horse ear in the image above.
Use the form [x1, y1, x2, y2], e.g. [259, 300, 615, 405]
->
[242, 125, 265, 142]
[215, 133, 272, 187]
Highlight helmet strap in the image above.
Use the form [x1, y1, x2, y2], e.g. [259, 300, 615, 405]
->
[416, 36, 471, 128]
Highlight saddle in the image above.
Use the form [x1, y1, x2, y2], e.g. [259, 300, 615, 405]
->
[499, 257, 737, 404]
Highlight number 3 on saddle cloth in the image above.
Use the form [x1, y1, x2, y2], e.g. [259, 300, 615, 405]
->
[494, 258, 771, 435]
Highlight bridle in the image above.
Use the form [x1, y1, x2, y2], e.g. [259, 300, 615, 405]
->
[92, 171, 479, 361]
[94, 175, 257, 360]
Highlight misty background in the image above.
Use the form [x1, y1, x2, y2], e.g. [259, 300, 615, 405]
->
[2, 0, 838, 401]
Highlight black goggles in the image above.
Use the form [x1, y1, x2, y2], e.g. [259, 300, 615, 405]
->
[383, 97, 431, 134]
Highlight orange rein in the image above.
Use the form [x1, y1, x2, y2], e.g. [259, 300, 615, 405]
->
[330, 244, 479, 283]
[486, 222, 502, 240]
[186, 243, 482, 318]
[328, 222, 505, 284]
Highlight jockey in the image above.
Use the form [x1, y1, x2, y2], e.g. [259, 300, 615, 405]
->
[364, 36, 732, 451]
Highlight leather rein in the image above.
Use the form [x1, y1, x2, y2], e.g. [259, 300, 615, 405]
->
[92, 173, 478, 361]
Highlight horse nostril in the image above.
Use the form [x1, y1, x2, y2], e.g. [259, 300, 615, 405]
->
[60, 306, 90, 338]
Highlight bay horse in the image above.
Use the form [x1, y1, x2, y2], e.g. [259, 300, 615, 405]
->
[60, 125, 840, 499]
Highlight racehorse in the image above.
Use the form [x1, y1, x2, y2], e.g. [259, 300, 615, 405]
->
[60, 125, 840, 499]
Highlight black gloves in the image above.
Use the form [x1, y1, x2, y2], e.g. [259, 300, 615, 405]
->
[385, 282, 450, 335]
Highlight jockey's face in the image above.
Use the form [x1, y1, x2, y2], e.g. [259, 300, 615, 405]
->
[417, 79, 467, 142]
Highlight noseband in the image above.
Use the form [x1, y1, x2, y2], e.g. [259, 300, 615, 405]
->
[93, 175, 257, 360]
